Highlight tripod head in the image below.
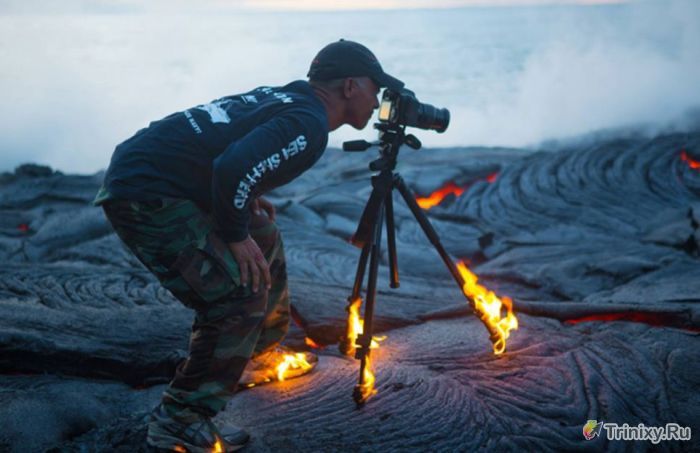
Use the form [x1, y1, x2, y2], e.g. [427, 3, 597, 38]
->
[343, 123, 422, 172]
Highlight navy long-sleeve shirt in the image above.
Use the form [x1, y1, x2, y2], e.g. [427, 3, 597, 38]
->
[100, 80, 329, 242]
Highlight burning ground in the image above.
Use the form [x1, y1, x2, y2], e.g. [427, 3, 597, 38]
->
[1, 130, 699, 451]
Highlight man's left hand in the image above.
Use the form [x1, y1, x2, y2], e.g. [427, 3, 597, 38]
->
[250, 197, 276, 222]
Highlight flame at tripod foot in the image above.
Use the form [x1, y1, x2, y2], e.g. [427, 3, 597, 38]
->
[344, 297, 386, 403]
[355, 354, 378, 404]
[456, 261, 518, 355]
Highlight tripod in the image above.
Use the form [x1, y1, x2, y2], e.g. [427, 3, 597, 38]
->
[339, 123, 500, 407]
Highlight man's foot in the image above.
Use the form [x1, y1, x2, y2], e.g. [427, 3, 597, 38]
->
[146, 405, 249, 453]
[239, 345, 318, 388]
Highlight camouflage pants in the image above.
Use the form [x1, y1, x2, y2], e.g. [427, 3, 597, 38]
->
[102, 198, 289, 419]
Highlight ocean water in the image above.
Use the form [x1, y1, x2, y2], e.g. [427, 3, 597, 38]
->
[0, 1, 698, 173]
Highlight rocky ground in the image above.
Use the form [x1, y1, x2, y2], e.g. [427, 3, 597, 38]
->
[1, 130, 699, 452]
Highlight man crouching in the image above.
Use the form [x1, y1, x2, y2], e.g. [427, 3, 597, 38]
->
[95, 40, 403, 452]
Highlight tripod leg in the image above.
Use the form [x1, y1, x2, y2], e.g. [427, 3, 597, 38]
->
[339, 244, 370, 356]
[385, 190, 399, 288]
[394, 175, 500, 340]
[354, 201, 385, 406]
[394, 176, 463, 281]
[352, 245, 371, 298]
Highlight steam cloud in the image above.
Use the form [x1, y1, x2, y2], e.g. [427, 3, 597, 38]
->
[449, 0, 700, 148]
[0, 0, 697, 173]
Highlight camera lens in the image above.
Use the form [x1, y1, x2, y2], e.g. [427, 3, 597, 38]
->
[416, 103, 450, 133]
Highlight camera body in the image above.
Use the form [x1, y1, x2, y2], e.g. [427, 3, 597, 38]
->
[377, 88, 450, 133]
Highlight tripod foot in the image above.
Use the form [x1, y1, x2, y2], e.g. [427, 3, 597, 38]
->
[353, 385, 367, 408]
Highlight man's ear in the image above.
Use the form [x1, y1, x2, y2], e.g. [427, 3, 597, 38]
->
[342, 77, 355, 99]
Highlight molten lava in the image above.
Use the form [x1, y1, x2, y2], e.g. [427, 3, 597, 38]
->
[564, 311, 700, 332]
[456, 261, 518, 354]
[416, 175, 499, 210]
[680, 150, 700, 169]
[305, 336, 322, 349]
[416, 182, 465, 209]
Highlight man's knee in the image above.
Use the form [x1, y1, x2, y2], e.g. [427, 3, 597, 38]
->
[197, 288, 268, 325]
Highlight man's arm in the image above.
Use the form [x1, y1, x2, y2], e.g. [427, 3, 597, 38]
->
[228, 197, 276, 293]
[211, 112, 324, 291]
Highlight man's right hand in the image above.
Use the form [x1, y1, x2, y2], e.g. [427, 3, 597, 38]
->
[228, 236, 271, 293]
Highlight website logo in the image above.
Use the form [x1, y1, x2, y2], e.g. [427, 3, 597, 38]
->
[583, 420, 603, 440]
[583, 420, 692, 444]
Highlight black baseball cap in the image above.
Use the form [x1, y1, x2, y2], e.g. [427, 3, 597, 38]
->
[307, 39, 404, 91]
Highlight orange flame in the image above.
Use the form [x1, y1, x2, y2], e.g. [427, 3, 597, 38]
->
[357, 354, 378, 401]
[344, 298, 363, 355]
[275, 353, 313, 382]
[416, 182, 465, 209]
[345, 297, 386, 402]
[345, 298, 384, 352]
[456, 261, 518, 354]
[177, 442, 223, 453]
[681, 150, 700, 169]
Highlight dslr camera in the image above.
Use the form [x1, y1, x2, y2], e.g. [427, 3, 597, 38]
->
[377, 88, 450, 133]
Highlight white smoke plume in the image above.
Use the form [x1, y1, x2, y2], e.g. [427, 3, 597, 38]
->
[0, 0, 697, 173]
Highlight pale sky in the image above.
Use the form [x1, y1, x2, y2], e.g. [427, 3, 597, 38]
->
[243, 0, 631, 10]
[1, 0, 693, 174]
[0, 0, 636, 14]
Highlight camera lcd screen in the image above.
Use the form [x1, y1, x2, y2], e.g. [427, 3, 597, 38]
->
[378, 99, 392, 121]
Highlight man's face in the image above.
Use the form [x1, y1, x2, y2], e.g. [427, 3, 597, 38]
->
[345, 77, 380, 130]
